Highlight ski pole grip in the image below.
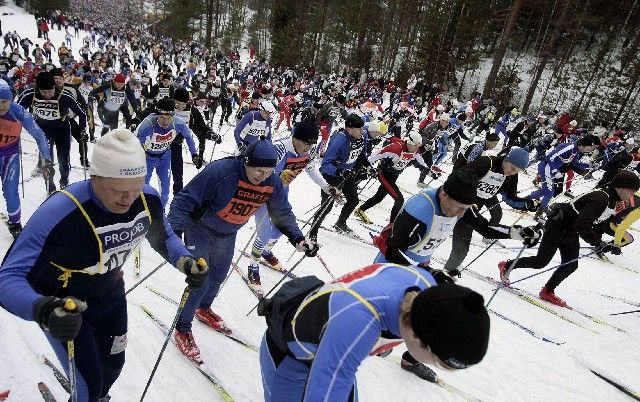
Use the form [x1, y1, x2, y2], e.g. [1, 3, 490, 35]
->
[196, 257, 207, 267]
[64, 298, 77, 312]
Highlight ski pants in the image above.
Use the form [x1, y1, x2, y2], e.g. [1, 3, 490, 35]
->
[528, 161, 556, 210]
[259, 332, 357, 402]
[170, 141, 185, 195]
[417, 148, 434, 183]
[43, 124, 71, 188]
[450, 136, 462, 165]
[310, 173, 359, 236]
[319, 121, 331, 156]
[360, 170, 403, 222]
[46, 280, 127, 402]
[433, 140, 447, 166]
[176, 219, 236, 332]
[275, 110, 291, 131]
[251, 198, 286, 262]
[98, 107, 119, 136]
[0, 153, 21, 223]
[509, 221, 579, 292]
[443, 195, 502, 272]
[219, 100, 232, 124]
[144, 151, 171, 208]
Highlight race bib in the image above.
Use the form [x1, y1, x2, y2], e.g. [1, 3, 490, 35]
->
[409, 214, 457, 257]
[283, 154, 310, 172]
[145, 129, 176, 152]
[0, 118, 22, 148]
[392, 152, 415, 170]
[110, 90, 126, 105]
[217, 181, 273, 225]
[477, 171, 506, 199]
[33, 98, 61, 121]
[158, 87, 170, 99]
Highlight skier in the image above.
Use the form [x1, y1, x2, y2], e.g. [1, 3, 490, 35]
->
[247, 120, 320, 293]
[0, 129, 208, 402]
[355, 130, 429, 224]
[89, 73, 135, 137]
[0, 81, 54, 238]
[167, 139, 317, 361]
[234, 99, 276, 152]
[499, 170, 640, 307]
[170, 88, 220, 194]
[17, 71, 87, 192]
[442, 147, 541, 276]
[452, 131, 500, 170]
[316, 94, 348, 155]
[371, 168, 539, 379]
[135, 98, 200, 208]
[259, 263, 490, 401]
[309, 113, 369, 239]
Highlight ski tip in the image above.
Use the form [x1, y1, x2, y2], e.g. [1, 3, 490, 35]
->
[0, 389, 10, 401]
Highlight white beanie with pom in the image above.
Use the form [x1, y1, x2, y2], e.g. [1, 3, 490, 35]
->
[89, 129, 147, 178]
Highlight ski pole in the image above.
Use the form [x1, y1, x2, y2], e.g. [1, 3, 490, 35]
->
[485, 243, 527, 307]
[80, 140, 87, 181]
[246, 253, 307, 316]
[316, 252, 336, 280]
[140, 286, 190, 401]
[64, 299, 79, 402]
[125, 260, 167, 295]
[508, 249, 600, 286]
[19, 138, 25, 198]
[610, 308, 640, 316]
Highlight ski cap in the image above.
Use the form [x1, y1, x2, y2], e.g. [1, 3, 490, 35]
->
[406, 130, 422, 147]
[610, 170, 640, 190]
[485, 131, 500, 141]
[345, 113, 364, 129]
[89, 129, 146, 178]
[114, 73, 126, 84]
[411, 284, 490, 368]
[439, 113, 450, 122]
[36, 71, 56, 90]
[367, 120, 388, 135]
[293, 119, 320, 143]
[174, 87, 190, 103]
[503, 146, 529, 170]
[260, 99, 276, 115]
[155, 98, 175, 115]
[0, 80, 12, 100]
[243, 139, 278, 168]
[442, 168, 478, 205]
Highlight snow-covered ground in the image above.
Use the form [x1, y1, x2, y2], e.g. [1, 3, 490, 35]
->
[1, 4, 640, 401]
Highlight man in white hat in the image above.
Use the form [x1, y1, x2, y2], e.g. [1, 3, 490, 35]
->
[0, 129, 208, 402]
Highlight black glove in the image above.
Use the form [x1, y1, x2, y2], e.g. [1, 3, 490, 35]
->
[174, 230, 183, 240]
[80, 130, 89, 142]
[238, 141, 249, 153]
[427, 267, 455, 285]
[519, 225, 542, 247]
[366, 165, 378, 178]
[524, 199, 540, 212]
[338, 169, 355, 180]
[296, 238, 319, 257]
[208, 130, 222, 144]
[597, 241, 622, 255]
[177, 256, 209, 288]
[33, 296, 87, 341]
[129, 123, 138, 131]
[192, 154, 203, 169]
[41, 159, 55, 180]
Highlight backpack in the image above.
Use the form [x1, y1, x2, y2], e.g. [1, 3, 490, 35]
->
[257, 275, 324, 353]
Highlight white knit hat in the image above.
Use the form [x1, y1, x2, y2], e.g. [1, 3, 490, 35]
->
[89, 129, 147, 178]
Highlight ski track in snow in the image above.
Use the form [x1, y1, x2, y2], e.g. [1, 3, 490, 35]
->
[0, 4, 639, 401]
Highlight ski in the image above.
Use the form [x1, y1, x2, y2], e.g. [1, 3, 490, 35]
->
[133, 245, 141, 276]
[139, 305, 235, 402]
[42, 355, 71, 393]
[296, 218, 371, 245]
[231, 262, 264, 299]
[37, 382, 57, 402]
[387, 355, 483, 402]
[589, 369, 640, 401]
[486, 308, 565, 345]
[237, 249, 298, 279]
[462, 269, 597, 333]
[145, 285, 259, 352]
[584, 290, 640, 308]
[0, 390, 9, 401]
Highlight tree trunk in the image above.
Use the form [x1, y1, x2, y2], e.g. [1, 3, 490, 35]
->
[575, 27, 616, 112]
[482, 0, 523, 97]
[614, 65, 640, 125]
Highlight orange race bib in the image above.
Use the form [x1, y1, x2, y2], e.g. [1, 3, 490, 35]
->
[283, 155, 310, 172]
[217, 180, 274, 225]
[0, 118, 22, 149]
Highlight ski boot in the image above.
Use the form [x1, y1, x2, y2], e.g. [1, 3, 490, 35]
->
[539, 286, 567, 307]
[174, 330, 202, 363]
[262, 251, 282, 270]
[333, 221, 354, 234]
[498, 261, 511, 286]
[483, 237, 504, 247]
[247, 264, 264, 294]
[354, 208, 373, 224]
[195, 308, 232, 335]
[416, 181, 428, 188]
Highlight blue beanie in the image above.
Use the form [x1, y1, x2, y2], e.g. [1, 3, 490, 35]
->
[244, 139, 278, 168]
[504, 147, 529, 170]
[0, 81, 12, 101]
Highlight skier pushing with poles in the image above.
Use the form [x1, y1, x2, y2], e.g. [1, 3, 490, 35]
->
[0, 129, 208, 402]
